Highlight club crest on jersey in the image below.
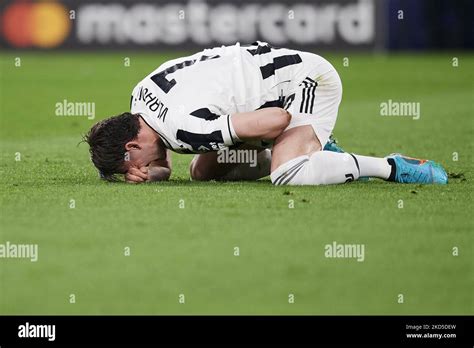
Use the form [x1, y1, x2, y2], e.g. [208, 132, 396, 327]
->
[136, 86, 168, 121]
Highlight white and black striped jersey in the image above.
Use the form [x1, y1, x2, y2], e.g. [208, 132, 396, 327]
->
[130, 41, 326, 154]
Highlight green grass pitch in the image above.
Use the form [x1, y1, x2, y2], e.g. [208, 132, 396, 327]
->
[0, 51, 472, 314]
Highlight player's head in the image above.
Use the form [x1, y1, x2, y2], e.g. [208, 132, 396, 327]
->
[84, 112, 159, 180]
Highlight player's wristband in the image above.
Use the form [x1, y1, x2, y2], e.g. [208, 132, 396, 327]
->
[226, 114, 241, 145]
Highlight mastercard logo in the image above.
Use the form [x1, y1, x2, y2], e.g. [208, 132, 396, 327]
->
[1, 1, 71, 48]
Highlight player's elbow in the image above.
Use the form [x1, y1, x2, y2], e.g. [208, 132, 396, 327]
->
[147, 166, 171, 182]
[264, 108, 291, 139]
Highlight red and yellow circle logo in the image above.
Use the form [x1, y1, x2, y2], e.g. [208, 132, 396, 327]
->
[1, 1, 71, 48]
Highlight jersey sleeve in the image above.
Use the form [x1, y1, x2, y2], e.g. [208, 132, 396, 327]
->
[174, 107, 241, 152]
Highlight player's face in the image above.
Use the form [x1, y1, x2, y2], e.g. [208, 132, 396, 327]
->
[125, 142, 159, 170]
[124, 122, 160, 170]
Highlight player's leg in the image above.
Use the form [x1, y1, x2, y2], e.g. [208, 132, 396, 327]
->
[189, 151, 230, 181]
[271, 125, 394, 185]
[190, 147, 271, 181]
[271, 130, 448, 185]
[270, 54, 447, 185]
[270, 55, 358, 185]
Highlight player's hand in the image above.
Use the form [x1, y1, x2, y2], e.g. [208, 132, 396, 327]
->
[125, 166, 148, 184]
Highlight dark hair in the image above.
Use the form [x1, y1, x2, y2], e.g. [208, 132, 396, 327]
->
[84, 112, 141, 181]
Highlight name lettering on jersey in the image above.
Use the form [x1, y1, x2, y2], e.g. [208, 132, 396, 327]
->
[137, 86, 168, 122]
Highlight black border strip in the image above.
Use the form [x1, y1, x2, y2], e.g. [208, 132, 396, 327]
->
[0, 315, 472, 346]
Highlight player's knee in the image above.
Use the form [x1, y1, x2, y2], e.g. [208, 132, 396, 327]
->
[189, 157, 199, 180]
[189, 157, 211, 181]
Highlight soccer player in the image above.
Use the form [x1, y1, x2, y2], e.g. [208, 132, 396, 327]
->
[85, 42, 447, 185]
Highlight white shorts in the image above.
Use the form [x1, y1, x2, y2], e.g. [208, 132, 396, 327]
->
[284, 54, 342, 148]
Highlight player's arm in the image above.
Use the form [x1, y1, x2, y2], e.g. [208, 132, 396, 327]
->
[174, 106, 291, 153]
[231, 107, 291, 141]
